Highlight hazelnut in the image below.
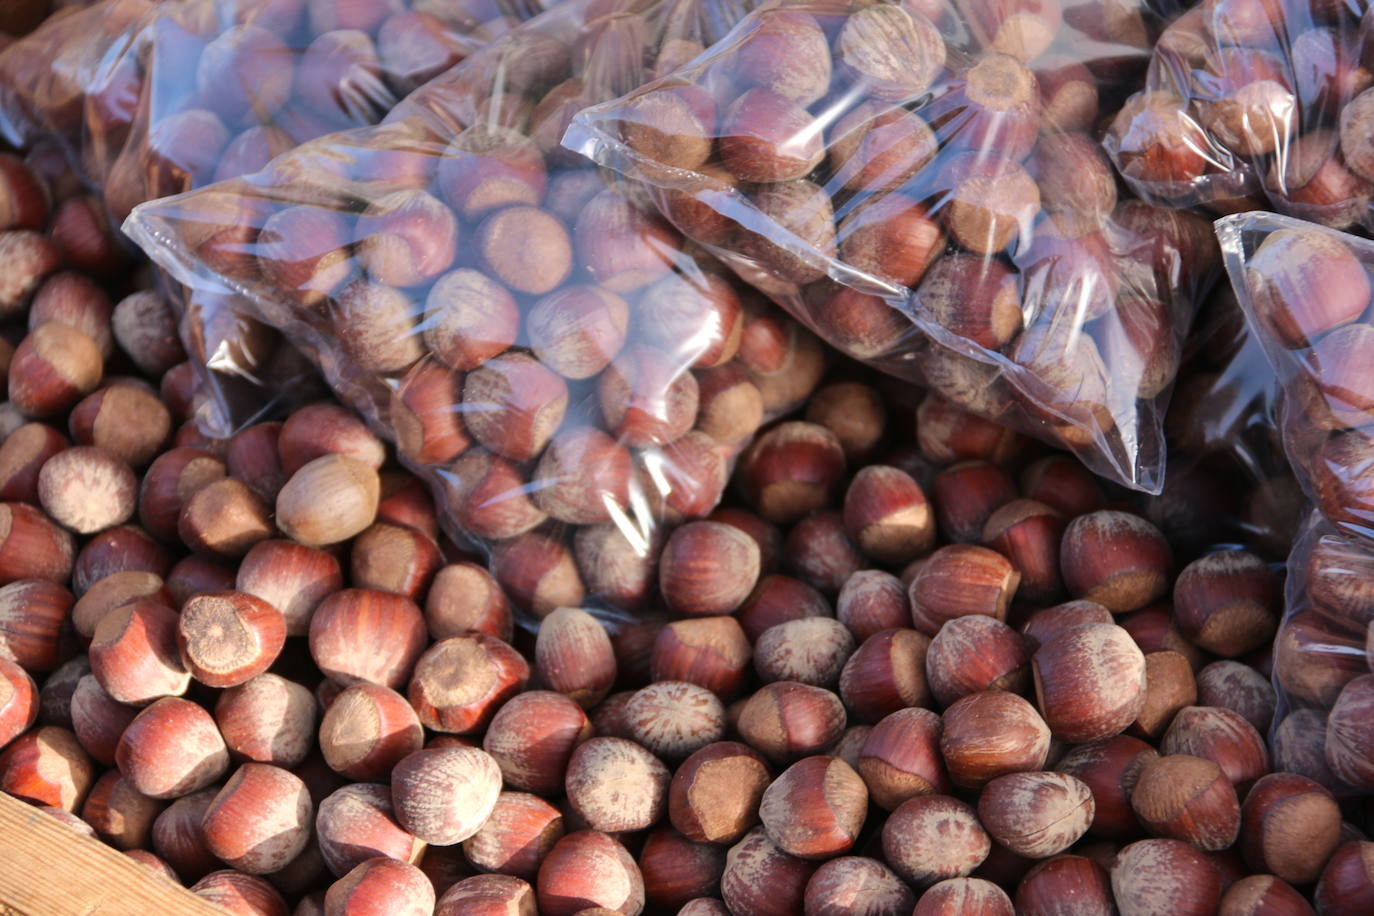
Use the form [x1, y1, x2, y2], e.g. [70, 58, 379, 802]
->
[926, 615, 1030, 707]
[80, 771, 163, 851]
[1161, 705, 1270, 791]
[424, 562, 513, 643]
[276, 454, 380, 547]
[88, 597, 190, 705]
[836, 570, 910, 642]
[491, 533, 585, 619]
[0, 658, 37, 749]
[190, 870, 288, 916]
[882, 795, 991, 887]
[1314, 840, 1374, 915]
[659, 521, 761, 617]
[1132, 650, 1197, 739]
[1173, 551, 1279, 657]
[982, 499, 1066, 605]
[941, 690, 1050, 789]
[0, 422, 68, 503]
[0, 725, 93, 812]
[476, 205, 572, 296]
[909, 544, 1021, 635]
[202, 763, 311, 874]
[574, 190, 679, 293]
[669, 741, 770, 845]
[649, 616, 751, 699]
[1111, 839, 1222, 916]
[757, 755, 867, 860]
[856, 707, 947, 810]
[1033, 622, 1148, 742]
[434, 874, 536, 914]
[315, 782, 424, 878]
[151, 788, 220, 882]
[736, 681, 846, 764]
[842, 466, 934, 565]
[1020, 600, 1113, 652]
[116, 697, 229, 799]
[1014, 854, 1114, 916]
[308, 589, 427, 690]
[37, 446, 136, 535]
[236, 540, 343, 638]
[1325, 674, 1374, 790]
[1244, 227, 1370, 348]
[326, 858, 436, 916]
[332, 280, 425, 374]
[1220, 874, 1316, 916]
[720, 827, 817, 916]
[565, 736, 669, 833]
[719, 88, 825, 183]
[1195, 660, 1276, 735]
[838, 628, 932, 724]
[914, 877, 1014, 915]
[1238, 772, 1341, 885]
[536, 830, 646, 916]
[1060, 511, 1171, 613]
[70, 675, 138, 766]
[318, 683, 422, 780]
[112, 291, 185, 377]
[278, 403, 386, 476]
[177, 591, 285, 688]
[738, 422, 847, 525]
[214, 673, 315, 768]
[804, 855, 914, 915]
[138, 447, 226, 542]
[1130, 754, 1240, 851]
[391, 746, 503, 846]
[483, 690, 592, 797]
[462, 790, 563, 880]
[0, 502, 75, 585]
[409, 633, 528, 734]
[978, 770, 1094, 858]
[624, 680, 726, 763]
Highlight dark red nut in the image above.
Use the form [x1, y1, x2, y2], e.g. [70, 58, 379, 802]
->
[80, 771, 163, 851]
[350, 522, 442, 601]
[201, 763, 311, 874]
[930, 461, 1018, 545]
[1129, 754, 1240, 851]
[1108, 91, 1212, 189]
[462, 790, 564, 881]
[0, 423, 68, 503]
[88, 596, 188, 704]
[913, 877, 1013, 915]
[842, 466, 934, 566]
[0, 725, 93, 811]
[0, 503, 75, 586]
[176, 591, 285, 688]
[838, 628, 931, 724]
[1060, 511, 1171, 613]
[573, 523, 659, 613]
[461, 352, 568, 464]
[1033, 622, 1147, 743]
[805, 856, 914, 915]
[649, 616, 752, 700]
[324, 858, 435, 916]
[353, 189, 457, 289]
[940, 690, 1049, 790]
[1111, 839, 1222, 916]
[978, 770, 1094, 858]
[1120, 604, 1207, 673]
[309, 589, 427, 690]
[277, 403, 385, 476]
[1014, 855, 1113, 916]
[719, 88, 825, 183]
[856, 707, 947, 810]
[138, 447, 226, 542]
[882, 795, 990, 887]
[982, 499, 1065, 605]
[1237, 772, 1341, 886]
[1159, 705, 1269, 793]
[669, 741, 770, 846]
[909, 544, 1020, 636]
[530, 428, 632, 525]
[1325, 674, 1374, 791]
[1020, 600, 1113, 652]
[424, 562, 513, 643]
[736, 681, 846, 765]
[408, 633, 528, 735]
[926, 614, 1029, 707]
[491, 532, 585, 619]
[1172, 551, 1278, 658]
[616, 84, 716, 172]
[36, 445, 136, 535]
[483, 691, 593, 797]
[659, 521, 761, 617]
[533, 607, 615, 710]
[190, 870, 288, 916]
[0, 658, 37, 749]
[421, 269, 518, 373]
[1314, 840, 1374, 915]
[1055, 734, 1157, 840]
[116, 697, 229, 799]
[738, 422, 847, 525]
[565, 736, 670, 833]
[213, 673, 315, 768]
[1245, 227, 1370, 348]
[391, 746, 502, 846]
[738, 574, 829, 643]
[1195, 660, 1276, 735]
[70, 674, 138, 767]
[1220, 874, 1317, 916]
[836, 570, 909, 643]
[236, 540, 343, 638]
[318, 683, 421, 781]
[758, 755, 867, 859]
[720, 827, 817, 916]
[536, 830, 646, 916]
[574, 190, 679, 294]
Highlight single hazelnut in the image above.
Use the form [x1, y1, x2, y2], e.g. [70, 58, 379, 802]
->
[1220, 874, 1317, 916]
[391, 746, 503, 846]
[856, 707, 947, 810]
[940, 690, 1050, 790]
[214, 673, 316, 768]
[202, 763, 311, 874]
[838, 628, 932, 724]
[0, 658, 37, 749]
[177, 590, 285, 688]
[115, 697, 229, 799]
[1033, 622, 1148, 742]
[758, 755, 867, 859]
[482, 690, 592, 798]
[89, 597, 190, 705]
[1132, 650, 1197, 740]
[80, 771, 163, 851]
[0, 725, 93, 812]
[1244, 227, 1369, 348]
[564, 736, 670, 833]
[649, 616, 752, 700]
[325, 858, 436, 916]
[805, 855, 914, 915]
[736, 681, 846, 765]
[909, 544, 1021, 635]
[276, 454, 380, 547]
[1014, 854, 1113, 916]
[309, 588, 427, 689]
[1130, 754, 1240, 851]
[0, 502, 75, 585]
[424, 562, 512, 643]
[1060, 511, 1171, 613]
[190, 870, 288, 916]
[926, 615, 1030, 707]
[1314, 840, 1374, 915]
[1161, 705, 1270, 791]
[882, 795, 991, 887]
[236, 540, 343, 638]
[491, 533, 585, 619]
[37, 446, 135, 535]
[720, 827, 817, 916]
[1111, 839, 1222, 915]
[1172, 551, 1279, 657]
[536, 830, 646, 916]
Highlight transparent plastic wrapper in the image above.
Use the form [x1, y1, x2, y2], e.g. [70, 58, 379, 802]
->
[563, 0, 1219, 493]
[1218, 211, 1374, 793]
[1105, 0, 1374, 231]
[1153, 280, 1301, 558]
[126, 0, 827, 621]
[3, 0, 547, 436]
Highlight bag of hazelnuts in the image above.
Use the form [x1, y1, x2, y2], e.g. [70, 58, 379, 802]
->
[1105, 0, 1374, 232]
[1216, 211, 1374, 793]
[564, 0, 1222, 493]
[124, 0, 829, 619]
[2, 0, 549, 436]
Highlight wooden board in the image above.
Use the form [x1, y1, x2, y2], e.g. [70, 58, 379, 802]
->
[0, 791, 225, 915]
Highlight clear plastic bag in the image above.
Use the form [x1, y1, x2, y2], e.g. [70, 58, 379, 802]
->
[1217, 210, 1374, 792]
[562, 0, 1218, 493]
[125, 0, 823, 620]
[1, 0, 540, 436]
[1105, 0, 1374, 231]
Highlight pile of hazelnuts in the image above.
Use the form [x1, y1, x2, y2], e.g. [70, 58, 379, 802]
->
[587, 0, 1218, 469]
[1, 124, 1372, 914]
[1107, 0, 1374, 232]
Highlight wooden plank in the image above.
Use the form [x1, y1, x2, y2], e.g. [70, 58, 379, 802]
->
[0, 791, 225, 915]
